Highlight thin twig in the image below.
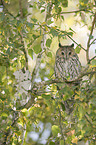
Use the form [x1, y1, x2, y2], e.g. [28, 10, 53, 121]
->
[3, 116, 19, 145]
[88, 56, 96, 63]
[84, 114, 96, 129]
[86, 12, 96, 62]
[51, 9, 94, 17]
[58, 106, 65, 144]
[89, 38, 96, 46]
[65, 33, 86, 51]
[19, 31, 29, 70]
[19, 0, 23, 18]
[18, 0, 28, 70]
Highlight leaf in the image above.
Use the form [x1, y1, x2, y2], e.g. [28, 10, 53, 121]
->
[60, 102, 65, 111]
[50, 28, 59, 37]
[31, 18, 37, 23]
[21, 108, 28, 116]
[47, 19, 53, 25]
[89, 35, 94, 40]
[21, 108, 28, 113]
[41, 22, 46, 25]
[28, 49, 33, 59]
[33, 44, 42, 54]
[41, 9, 45, 13]
[91, 59, 96, 67]
[61, 15, 64, 20]
[49, 142, 55, 145]
[52, 125, 60, 137]
[69, 28, 76, 33]
[6, 48, 10, 55]
[67, 32, 73, 36]
[42, 94, 51, 100]
[1, 113, 8, 117]
[47, 52, 52, 58]
[27, 42, 32, 47]
[60, 140, 64, 145]
[61, 0, 68, 7]
[75, 46, 81, 54]
[46, 39, 52, 47]
[57, 7, 62, 13]
[27, 22, 34, 29]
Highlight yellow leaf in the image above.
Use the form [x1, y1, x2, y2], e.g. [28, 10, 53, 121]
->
[45, 26, 48, 31]
[21, 108, 27, 112]
[41, 22, 46, 25]
[72, 137, 78, 144]
[51, 26, 57, 29]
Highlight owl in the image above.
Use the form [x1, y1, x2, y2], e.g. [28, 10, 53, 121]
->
[55, 43, 81, 82]
[54, 43, 81, 113]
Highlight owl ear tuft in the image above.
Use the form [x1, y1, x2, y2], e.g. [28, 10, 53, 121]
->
[71, 43, 74, 47]
[59, 43, 62, 47]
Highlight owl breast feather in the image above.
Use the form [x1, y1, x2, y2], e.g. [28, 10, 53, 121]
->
[55, 56, 81, 81]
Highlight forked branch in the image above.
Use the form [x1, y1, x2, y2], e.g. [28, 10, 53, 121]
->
[86, 12, 96, 63]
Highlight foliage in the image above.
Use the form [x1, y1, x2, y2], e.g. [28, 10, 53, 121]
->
[0, 0, 96, 145]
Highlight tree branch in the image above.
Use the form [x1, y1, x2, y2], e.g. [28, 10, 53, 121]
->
[88, 56, 96, 63]
[84, 113, 96, 129]
[58, 106, 65, 144]
[89, 38, 96, 46]
[86, 12, 96, 63]
[19, 0, 23, 18]
[35, 70, 96, 88]
[65, 33, 86, 51]
[1, 0, 16, 18]
[51, 8, 94, 17]
[31, 2, 53, 89]
[3, 115, 19, 145]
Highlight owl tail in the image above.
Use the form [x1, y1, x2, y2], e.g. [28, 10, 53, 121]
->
[57, 86, 74, 114]
[61, 98, 74, 114]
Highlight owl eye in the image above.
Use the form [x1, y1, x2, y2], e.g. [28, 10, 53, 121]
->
[61, 52, 64, 55]
[68, 51, 71, 55]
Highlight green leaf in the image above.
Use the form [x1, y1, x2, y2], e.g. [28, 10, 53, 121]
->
[89, 35, 93, 40]
[49, 142, 55, 145]
[52, 125, 60, 137]
[47, 19, 53, 25]
[47, 52, 52, 58]
[91, 59, 96, 67]
[60, 102, 65, 111]
[67, 32, 73, 36]
[6, 48, 10, 55]
[61, 15, 64, 20]
[33, 44, 42, 54]
[61, 0, 68, 7]
[41, 9, 45, 13]
[58, 7, 62, 13]
[46, 39, 52, 47]
[27, 42, 32, 48]
[31, 18, 37, 23]
[1, 113, 8, 117]
[42, 94, 51, 100]
[28, 49, 33, 59]
[69, 28, 76, 33]
[60, 140, 64, 145]
[27, 22, 34, 29]
[50, 28, 59, 37]
[75, 46, 81, 54]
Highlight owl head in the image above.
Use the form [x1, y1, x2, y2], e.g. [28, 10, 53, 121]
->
[56, 43, 76, 61]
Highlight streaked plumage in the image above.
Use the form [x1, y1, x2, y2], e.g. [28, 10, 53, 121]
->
[55, 43, 81, 81]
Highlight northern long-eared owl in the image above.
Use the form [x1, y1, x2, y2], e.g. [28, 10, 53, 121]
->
[54, 43, 81, 81]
